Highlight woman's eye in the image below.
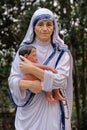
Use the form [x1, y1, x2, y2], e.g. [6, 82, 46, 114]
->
[38, 23, 43, 26]
[47, 23, 52, 26]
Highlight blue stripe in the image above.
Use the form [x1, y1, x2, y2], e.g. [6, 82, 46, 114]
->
[33, 14, 53, 26]
[9, 89, 35, 107]
[60, 101, 65, 130]
[55, 49, 65, 68]
[44, 43, 56, 65]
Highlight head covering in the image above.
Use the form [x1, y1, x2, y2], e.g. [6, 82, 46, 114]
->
[20, 8, 73, 118]
[21, 8, 67, 48]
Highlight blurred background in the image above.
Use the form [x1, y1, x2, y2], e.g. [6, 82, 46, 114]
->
[0, 0, 87, 130]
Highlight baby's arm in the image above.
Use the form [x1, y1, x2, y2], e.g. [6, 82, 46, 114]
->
[33, 63, 57, 73]
[24, 63, 56, 81]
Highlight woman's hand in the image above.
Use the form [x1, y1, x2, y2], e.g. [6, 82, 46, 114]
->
[19, 55, 44, 81]
[19, 55, 34, 74]
[19, 79, 42, 93]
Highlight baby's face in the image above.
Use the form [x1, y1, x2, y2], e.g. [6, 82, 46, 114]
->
[27, 48, 37, 63]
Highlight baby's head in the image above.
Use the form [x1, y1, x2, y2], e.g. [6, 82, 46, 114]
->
[19, 46, 37, 63]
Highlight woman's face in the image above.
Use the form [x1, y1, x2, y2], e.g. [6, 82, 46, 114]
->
[34, 20, 54, 42]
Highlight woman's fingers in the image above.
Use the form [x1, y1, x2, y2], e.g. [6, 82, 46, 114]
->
[19, 56, 33, 74]
[20, 55, 28, 62]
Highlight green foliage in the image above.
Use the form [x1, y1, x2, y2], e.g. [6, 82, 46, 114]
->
[79, 106, 87, 130]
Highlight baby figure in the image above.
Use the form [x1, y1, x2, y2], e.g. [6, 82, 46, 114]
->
[19, 45, 64, 102]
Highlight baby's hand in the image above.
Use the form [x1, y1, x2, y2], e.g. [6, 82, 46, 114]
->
[50, 68, 57, 73]
[46, 67, 57, 73]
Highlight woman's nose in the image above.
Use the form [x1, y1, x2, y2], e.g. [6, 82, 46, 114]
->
[43, 25, 47, 30]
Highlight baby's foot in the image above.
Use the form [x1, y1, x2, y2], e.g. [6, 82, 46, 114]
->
[45, 92, 56, 102]
[52, 89, 65, 101]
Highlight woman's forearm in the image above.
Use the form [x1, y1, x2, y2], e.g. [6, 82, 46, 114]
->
[31, 65, 44, 81]
[18, 80, 42, 94]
